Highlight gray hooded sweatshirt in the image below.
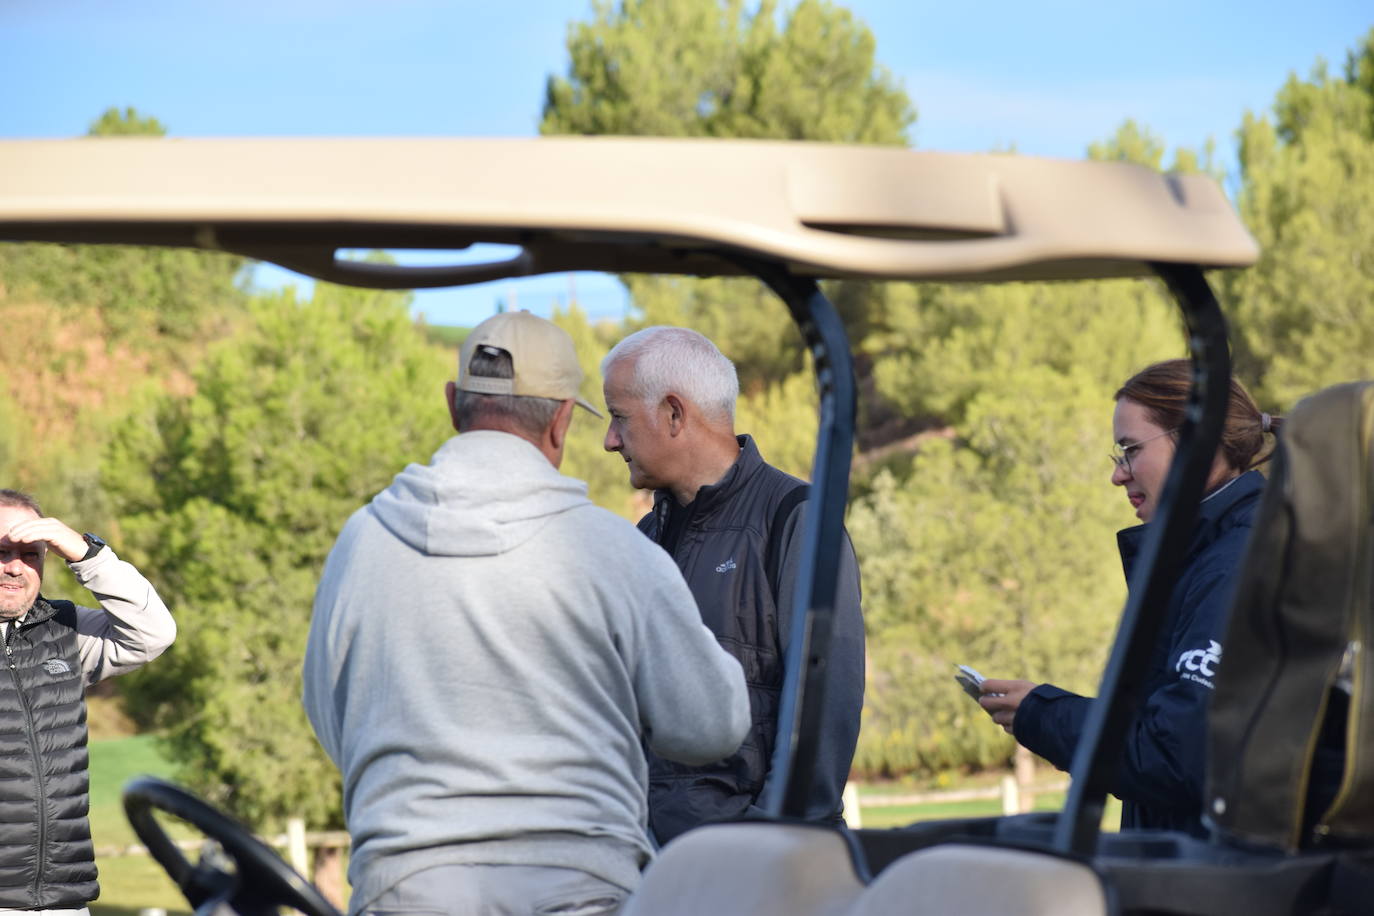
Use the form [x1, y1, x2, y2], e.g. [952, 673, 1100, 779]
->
[303, 431, 750, 912]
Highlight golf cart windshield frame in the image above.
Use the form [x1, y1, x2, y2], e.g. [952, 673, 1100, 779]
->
[736, 260, 1229, 858]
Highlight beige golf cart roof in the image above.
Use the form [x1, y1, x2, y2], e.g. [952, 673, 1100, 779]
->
[0, 137, 1256, 285]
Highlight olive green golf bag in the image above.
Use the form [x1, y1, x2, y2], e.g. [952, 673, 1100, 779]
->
[1207, 381, 1374, 850]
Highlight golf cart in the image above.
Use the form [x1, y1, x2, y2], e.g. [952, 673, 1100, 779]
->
[0, 137, 1369, 914]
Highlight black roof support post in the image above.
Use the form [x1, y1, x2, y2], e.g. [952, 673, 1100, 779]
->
[734, 259, 857, 820]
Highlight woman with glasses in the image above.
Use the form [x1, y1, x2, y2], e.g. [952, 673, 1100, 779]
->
[978, 359, 1281, 836]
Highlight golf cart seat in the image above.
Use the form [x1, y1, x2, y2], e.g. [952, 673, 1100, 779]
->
[847, 843, 1113, 916]
[620, 821, 867, 916]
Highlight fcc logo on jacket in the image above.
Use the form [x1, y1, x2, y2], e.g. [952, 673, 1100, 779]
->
[1176, 640, 1222, 689]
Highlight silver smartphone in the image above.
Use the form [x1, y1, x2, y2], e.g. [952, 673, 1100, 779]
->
[954, 664, 985, 701]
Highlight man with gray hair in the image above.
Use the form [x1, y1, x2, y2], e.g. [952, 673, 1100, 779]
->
[601, 325, 865, 843]
[304, 311, 750, 916]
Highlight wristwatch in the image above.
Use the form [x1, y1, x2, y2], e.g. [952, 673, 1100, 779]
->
[80, 532, 107, 562]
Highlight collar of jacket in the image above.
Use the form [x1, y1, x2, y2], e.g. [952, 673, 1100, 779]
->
[4, 595, 60, 637]
[1117, 468, 1266, 581]
[652, 434, 762, 526]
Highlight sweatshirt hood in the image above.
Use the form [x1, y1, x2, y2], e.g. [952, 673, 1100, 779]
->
[370, 431, 591, 557]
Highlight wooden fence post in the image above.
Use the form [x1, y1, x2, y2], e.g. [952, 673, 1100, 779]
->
[1014, 745, 1036, 813]
[286, 817, 308, 876]
[999, 775, 1019, 815]
[842, 782, 862, 828]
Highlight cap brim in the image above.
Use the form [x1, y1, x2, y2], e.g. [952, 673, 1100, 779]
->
[574, 396, 604, 419]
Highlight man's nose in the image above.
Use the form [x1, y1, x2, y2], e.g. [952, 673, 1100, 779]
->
[603, 425, 620, 452]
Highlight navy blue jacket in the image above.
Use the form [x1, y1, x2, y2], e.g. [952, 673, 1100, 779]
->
[1013, 470, 1265, 835]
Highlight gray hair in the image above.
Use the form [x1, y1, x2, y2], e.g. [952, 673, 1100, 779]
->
[455, 348, 562, 438]
[601, 326, 738, 422]
[0, 490, 41, 516]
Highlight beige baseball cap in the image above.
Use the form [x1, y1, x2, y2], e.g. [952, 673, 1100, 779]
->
[458, 310, 604, 418]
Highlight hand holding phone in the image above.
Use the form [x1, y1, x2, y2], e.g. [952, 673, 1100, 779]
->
[954, 664, 985, 701]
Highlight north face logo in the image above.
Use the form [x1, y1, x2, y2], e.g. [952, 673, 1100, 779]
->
[42, 658, 71, 676]
[1176, 640, 1222, 688]
[715, 558, 737, 573]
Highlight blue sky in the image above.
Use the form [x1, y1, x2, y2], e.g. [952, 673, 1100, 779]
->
[3, 0, 1370, 326]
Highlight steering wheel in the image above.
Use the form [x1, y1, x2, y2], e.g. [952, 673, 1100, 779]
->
[123, 775, 342, 916]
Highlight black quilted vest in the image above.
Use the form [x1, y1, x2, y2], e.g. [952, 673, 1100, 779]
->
[638, 436, 803, 843]
[0, 596, 98, 908]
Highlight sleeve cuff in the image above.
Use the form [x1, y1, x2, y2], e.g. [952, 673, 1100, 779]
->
[1013, 683, 1086, 772]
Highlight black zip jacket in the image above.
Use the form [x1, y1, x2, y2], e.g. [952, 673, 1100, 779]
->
[639, 435, 865, 842]
[0, 596, 98, 908]
[1013, 470, 1265, 835]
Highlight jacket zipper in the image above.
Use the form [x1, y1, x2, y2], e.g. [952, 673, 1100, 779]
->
[6, 625, 47, 905]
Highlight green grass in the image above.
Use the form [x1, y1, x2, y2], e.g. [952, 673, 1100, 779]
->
[858, 789, 1123, 832]
[90, 857, 192, 916]
[88, 735, 192, 916]
[89, 734, 179, 848]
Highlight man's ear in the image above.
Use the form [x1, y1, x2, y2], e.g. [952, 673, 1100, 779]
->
[445, 381, 460, 431]
[665, 393, 687, 437]
[548, 399, 577, 465]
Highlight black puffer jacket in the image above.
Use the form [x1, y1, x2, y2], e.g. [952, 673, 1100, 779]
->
[0, 596, 98, 908]
[639, 436, 865, 843]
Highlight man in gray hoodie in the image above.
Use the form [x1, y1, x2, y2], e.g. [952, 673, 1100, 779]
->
[303, 311, 750, 916]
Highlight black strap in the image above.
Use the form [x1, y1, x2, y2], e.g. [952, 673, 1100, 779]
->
[765, 484, 810, 604]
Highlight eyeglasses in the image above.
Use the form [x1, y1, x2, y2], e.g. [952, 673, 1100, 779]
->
[1109, 428, 1177, 476]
